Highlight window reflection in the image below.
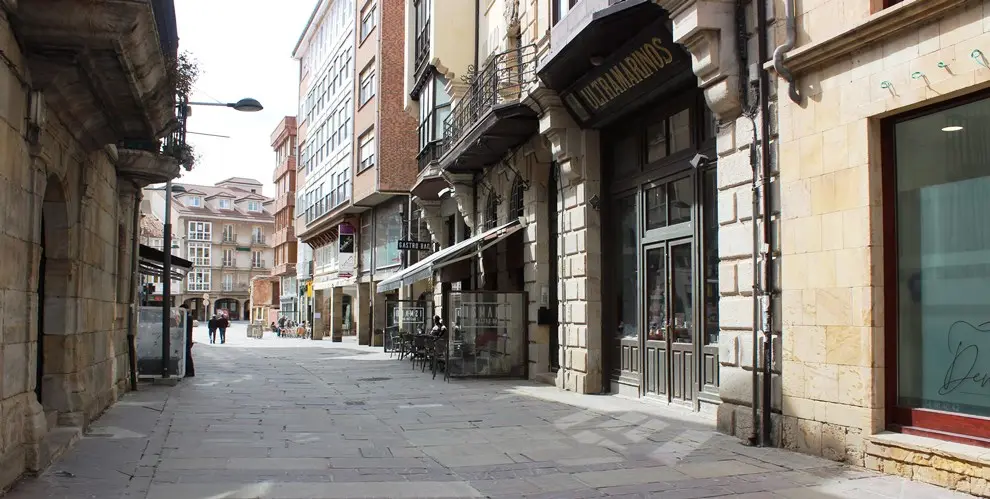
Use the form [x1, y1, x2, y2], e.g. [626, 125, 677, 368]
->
[615, 195, 638, 339]
[647, 120, 668, 163]
[645, 185, 666, 230]
[703, 168, 720, 345]
[668, 177, 693, 225]
[671, 244, 693, 343]
[669, 109, 691, 154]
[646, 248, 666, 341]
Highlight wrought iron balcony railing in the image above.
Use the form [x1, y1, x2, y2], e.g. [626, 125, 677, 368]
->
[441, 44, 537, 156]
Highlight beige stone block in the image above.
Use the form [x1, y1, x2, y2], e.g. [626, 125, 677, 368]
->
[781, 180, 812, 221]
[781, 289, 803, 327]
[849, 286, 881, 329]
[835, 164, 870, 211]
[821, 127, 847, 175]
[798, 135, 823, 180]
[835, 247, 872, 287]
[822, 401, 871, 429]
[792, 325, 826, 363]
[821, 212, 844, 251]
[795, 216, 823, 254]
[780, 253, 807, 290]
[782, 416, 822, 454]
[781, 363, 807, 399]
[926, 69, 977, 100]
[720, 295, 753, 329]
[801, 288, 817, 324]
[940, 5, 984, 48]
[825, 325, 866, 366]
[806, 251, 836, 288]
[805, 362, 839, 402]
[816, 287, 852, 326]
[839, 76, 871, 124]
[836, 365, 870, 406]
[719, 261, 739, 295]
[917, 20, 942, 56]
[779, 139, 800, 184]
[810, 173, 837, 215]
[821, 422, 848, 461]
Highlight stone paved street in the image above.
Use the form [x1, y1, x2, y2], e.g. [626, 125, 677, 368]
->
[4, 324, 975, 499]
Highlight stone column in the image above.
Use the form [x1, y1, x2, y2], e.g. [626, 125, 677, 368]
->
[330, 286, 344, 342]
[356, 282, 371, 345]
[312, 289, 326, 340]
[539, 98, 604, 395]
[372, 290, 386, 340]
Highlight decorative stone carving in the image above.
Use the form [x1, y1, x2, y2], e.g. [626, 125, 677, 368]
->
[412, 197, 445, 246]
[441, 172, 476, 230]
[657, 0, 742, 120]
[538, 95, 587, 182]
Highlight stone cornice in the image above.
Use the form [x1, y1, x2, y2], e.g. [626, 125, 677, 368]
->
[774, 0, 970, 76]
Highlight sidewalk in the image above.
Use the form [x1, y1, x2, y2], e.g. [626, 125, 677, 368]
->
[3, 324, 974, 498]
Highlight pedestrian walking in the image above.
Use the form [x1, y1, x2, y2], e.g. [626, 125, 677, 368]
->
[180, 304, 195, 377]
[218, 313, 230, 344]
[207, 314, 218, 344]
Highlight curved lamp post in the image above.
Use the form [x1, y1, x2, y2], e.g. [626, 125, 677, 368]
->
[160, 97, 263, 380]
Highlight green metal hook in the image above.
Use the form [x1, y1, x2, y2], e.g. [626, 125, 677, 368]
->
[880, 81, 893, 89]
[911, 72, 924, 79]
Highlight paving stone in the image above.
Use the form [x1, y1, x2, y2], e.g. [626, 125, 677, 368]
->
[3, 327, 980, 499]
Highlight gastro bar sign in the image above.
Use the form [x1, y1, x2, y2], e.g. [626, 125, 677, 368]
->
[397, 240, 432, 251]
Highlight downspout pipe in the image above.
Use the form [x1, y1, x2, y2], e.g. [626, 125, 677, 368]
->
[127, 186, 141, 391]
[757, 0, 776, 447]
[772, 0, 801, 104]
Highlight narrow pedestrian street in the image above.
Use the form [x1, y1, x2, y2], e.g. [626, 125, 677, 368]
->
[5, 325, 973, 499]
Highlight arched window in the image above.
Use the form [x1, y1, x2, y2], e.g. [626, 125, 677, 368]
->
[485, 194, 499, 230]
[509, 176, 525, 220]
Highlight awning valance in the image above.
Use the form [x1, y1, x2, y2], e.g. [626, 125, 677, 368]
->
[138, 244, 192, 281]
[376, 220, 524, 293]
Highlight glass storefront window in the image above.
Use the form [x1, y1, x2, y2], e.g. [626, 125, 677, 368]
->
[645, 247, 666, 341]
[645, 185, 666, 230]
[893, 95, 990, 419]
[615, 195, 638, 339]
[669, 109, 692, 154]
[375, 202, 403, 270]
[703, 169, 720, 345]
[360, 213, 372, 273]
[646, 120, 668, 163]
[668, 177, 694, 225]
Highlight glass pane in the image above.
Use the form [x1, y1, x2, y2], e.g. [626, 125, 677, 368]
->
[703, 168, 720, 345]
[895, 95, 990, 418]
[645, 184, 666, 230]
[647, 120, 668, 163]
[611, 134, 640, 178]
[615, 195, 638, 340]
[670, 243, 693, 343]
[668, 177, 694, 225]
[645, 248, 666, 341]
[670, 109, 691, 153]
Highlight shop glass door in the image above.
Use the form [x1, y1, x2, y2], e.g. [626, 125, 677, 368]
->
[642, 239, 695, 405]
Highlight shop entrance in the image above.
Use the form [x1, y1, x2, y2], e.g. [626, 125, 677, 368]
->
[603, 89, 719, 410]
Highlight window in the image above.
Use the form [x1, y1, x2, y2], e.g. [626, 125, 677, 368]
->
[359, 64, 376, 106]
[223, 274, 233, 292]
[187, 242, 211, 266]
[886, 93, 990, 442]
[222, 224, 234, 242]
[375, 202, 403, 270]
[252, 226, 265, 245]
[646, 108, 692, 164]
[414, 0, 431, 67]
[485, 195, 499, 230]
[552, 0, 579, 25]
[187, 269, 211, 292]
[360, 213, 372, 273]
[219, 198, 231, 209]
[186, 196, 202, 207]
[360, 3, 376, 41]
[418, 74, 451, 151]
[359, 129, 376, 171]
[222, 249, 234, 267]
[248, 201, 262, 212]
[252, 251, 265, 268]
[510, 176, 525, 220]
[187, 221, 211, 241]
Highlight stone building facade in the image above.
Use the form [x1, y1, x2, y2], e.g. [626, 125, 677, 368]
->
[270, 116, 300, 322]
[774, 0, 990, 493]
[144, 178, 275, 321]
[0, 0, 180, 491]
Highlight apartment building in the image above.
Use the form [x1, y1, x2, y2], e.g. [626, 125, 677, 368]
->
[292, 0, 419, 341]
[292, 0, 358, 339]
[771, 0, 990, 491]
[145, 177, 276, 321]
[270, 116, 301, 322]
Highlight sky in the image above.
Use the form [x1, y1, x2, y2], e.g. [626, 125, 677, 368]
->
[171, 0, 317, 197]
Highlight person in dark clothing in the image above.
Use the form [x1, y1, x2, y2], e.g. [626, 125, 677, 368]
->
[207, 315, 218, 344]
[180, 304, 195, 377]
[218, 314, 230, 344]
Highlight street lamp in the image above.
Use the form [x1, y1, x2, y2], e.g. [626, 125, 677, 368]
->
[186, 98, 264, 112]
[160, 96, 263, 381]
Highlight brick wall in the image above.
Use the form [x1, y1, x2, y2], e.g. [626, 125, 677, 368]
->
[376, 0, 419, 193]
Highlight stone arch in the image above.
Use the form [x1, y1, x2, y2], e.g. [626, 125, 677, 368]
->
[38, 174, 75, 425]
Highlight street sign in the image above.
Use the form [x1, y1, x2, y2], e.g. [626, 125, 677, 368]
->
[397, 240, 432, 251]
[202, 293, 210, 301]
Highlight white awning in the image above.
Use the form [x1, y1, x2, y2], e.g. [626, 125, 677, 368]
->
[376, 220, 524, 293]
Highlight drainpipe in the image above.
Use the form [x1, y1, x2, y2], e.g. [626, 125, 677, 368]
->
[127, 186, 141, 391]
[474, 0, 480, 70]
[757, 0, 776, 447]
[472, 175, 479, 289]
[772, 0, 801, 104]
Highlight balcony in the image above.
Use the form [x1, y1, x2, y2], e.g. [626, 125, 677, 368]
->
[13, 0, 178, 150]
[275, 193, 296, 214]
[251, 261, 268, 270]
[251, 235, 268, 246]
[271, 263, 297, 278]
[220, 234, 238, 245]
[273, 155, 297, 183]
[220, 283, 250, 293]
[439, 45, 540, 173]
[272, 226, 296, 247]
[411, 140, 448, 200]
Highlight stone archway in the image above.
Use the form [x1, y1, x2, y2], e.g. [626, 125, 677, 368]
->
[242, 299, 250, 320]
[38, 175, 74, 426]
